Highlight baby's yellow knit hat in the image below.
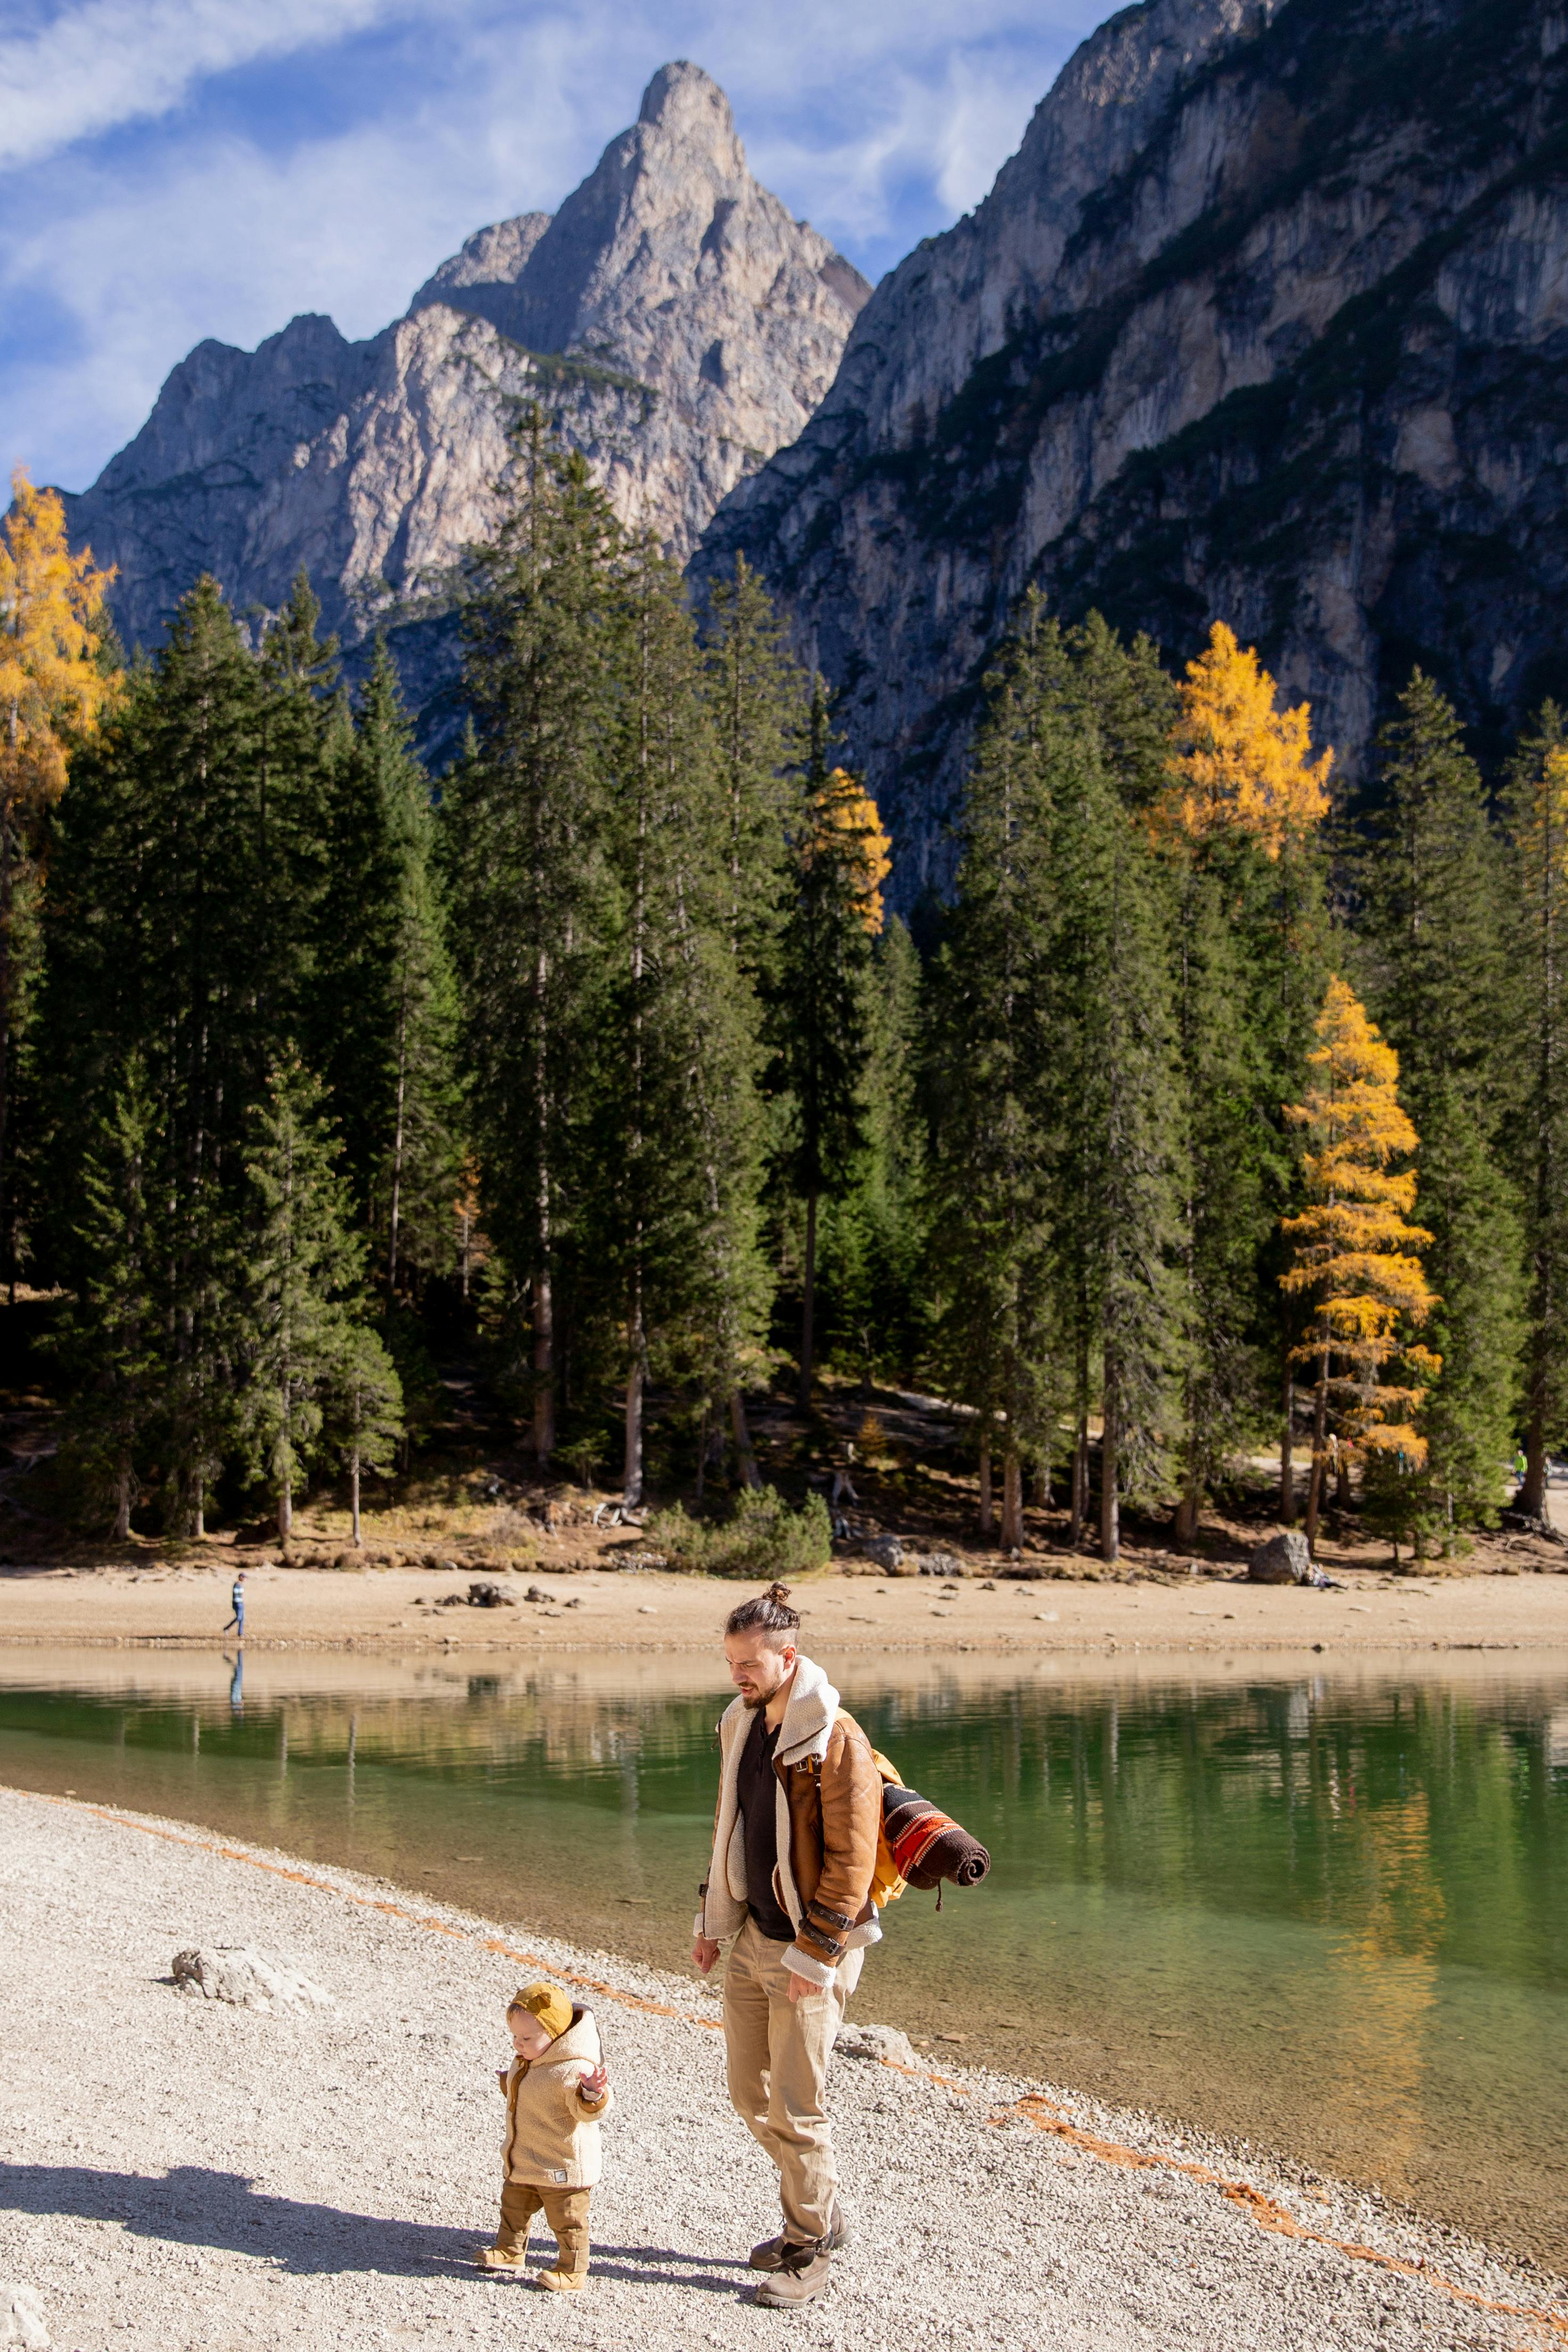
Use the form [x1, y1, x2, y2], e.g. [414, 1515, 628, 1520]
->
[508, 1981, 573, 2040]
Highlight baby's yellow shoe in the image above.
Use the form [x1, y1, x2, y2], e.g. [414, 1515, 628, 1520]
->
[536, 2268, 587, 2293]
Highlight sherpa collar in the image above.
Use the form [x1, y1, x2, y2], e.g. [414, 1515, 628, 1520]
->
[719, 1652, 839, 1767]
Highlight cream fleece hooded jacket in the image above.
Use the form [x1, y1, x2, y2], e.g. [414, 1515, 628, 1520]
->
[500, 2006, 613, 2190]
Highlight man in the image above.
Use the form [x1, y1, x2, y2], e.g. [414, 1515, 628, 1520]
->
[223, 1572, 245, 1642]
[692, 1581, 881, 2309]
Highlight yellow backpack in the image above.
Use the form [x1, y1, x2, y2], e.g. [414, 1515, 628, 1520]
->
[868, 1748, 909, 1910]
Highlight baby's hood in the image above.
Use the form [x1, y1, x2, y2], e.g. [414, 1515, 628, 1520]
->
[537, 2005, 601, 2074]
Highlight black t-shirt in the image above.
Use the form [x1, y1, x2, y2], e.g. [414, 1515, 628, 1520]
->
[736, 1710, 795, 1943]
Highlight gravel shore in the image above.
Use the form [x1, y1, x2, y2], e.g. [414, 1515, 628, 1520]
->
[3, 1788, 1564, 2350]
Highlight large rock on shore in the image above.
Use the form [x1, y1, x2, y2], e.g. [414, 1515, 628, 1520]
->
[2, 2285, 49, 2349]
[173, 1946, 335, 2015]
[1247, 1532, 1313, 1586]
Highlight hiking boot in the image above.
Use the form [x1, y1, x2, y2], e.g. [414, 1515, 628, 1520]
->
[472, 2246, 527, 2271]
[749, 2205, 850, 2270]
[753, 2247, 832, 2308]
[536, 2268, 587, 2293]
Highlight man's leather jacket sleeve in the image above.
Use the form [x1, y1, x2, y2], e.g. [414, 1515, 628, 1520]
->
[787, 1716, 880, 1980]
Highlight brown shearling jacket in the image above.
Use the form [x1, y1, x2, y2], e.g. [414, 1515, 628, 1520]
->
[695, 1654, 882, 1986]
[775, 1707, 881, 1972]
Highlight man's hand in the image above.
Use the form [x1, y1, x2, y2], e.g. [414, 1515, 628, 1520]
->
[692, 1935, 721, 1976]
[786, 1972, 815, 2004]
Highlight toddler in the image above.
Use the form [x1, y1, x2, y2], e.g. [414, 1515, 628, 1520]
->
[474, 1981, 612, 2292]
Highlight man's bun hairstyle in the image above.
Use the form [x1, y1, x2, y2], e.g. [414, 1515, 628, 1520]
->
[725, 1581, 800, 1645]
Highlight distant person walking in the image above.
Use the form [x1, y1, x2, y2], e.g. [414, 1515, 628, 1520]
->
[223, 1572, 246, 1642]
[692, 1583, 881, 2310]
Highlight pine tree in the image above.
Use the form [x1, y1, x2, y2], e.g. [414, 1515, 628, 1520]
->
[256, 570, 338, 1043]
[595, 536, 767, 1504]
[447, 415, 624, 1466]
[315, 640, 462, 1289]
[0, 469, 117, 1282]
[325, 1321, 404, 1547]
[772, 684, 889, 1413]
[819, 914, 927, 1392]
[1504, 704, 1568, 1512]
[1281, 977, 1439, 1552]
[927, 596, 1062, 1546]
[239, 1063, 363, 1544]
[1050, 700, 1185, 1561]
[56, 1056, 165, 1538]
[1360, 673, 1523, 1530]
[696, 553, 806, 1475]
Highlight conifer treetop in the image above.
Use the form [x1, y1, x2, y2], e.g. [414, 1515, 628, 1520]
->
[1164, 620, 1332, 859]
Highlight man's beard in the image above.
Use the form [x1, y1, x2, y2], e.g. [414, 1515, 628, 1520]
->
[741, 1689, 768, 1711]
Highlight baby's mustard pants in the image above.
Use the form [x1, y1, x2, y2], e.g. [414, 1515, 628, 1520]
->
[495, 2180, 592, 2277]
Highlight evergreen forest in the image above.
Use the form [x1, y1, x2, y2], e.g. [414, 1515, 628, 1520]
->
[5, 424, 1566, 1568]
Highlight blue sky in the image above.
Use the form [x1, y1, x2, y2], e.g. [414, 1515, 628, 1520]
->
[0, 0, 1111, 495]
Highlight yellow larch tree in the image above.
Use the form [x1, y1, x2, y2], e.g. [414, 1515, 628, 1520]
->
[1161, 619, 1333, 857]
[808, 765, 891, 934]
[0, 468, 118, 1268]
[1280, 976, 1439, 1550]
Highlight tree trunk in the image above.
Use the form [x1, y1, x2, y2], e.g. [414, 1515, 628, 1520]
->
[1070, 1411, 1088, 1545]
[191, 1472, 204, 1543]
[728, 1389, 761, 1489]
[1280, 1363, 1295, 1522]
[532, 1261, 555, 1468]
[113, 1461, 132, 1544]
[1173, 1486, 1199, 1546]
[1000, 1452, 1024, 1551]
[623, 1357, 644, 1508]
[695, 1408, 708, 1503]
[1101, 1375, 1120, 1564]
[1303, 1341, 1330, 1552]
[277, 1479, 292, 1546]
[351, 1447, 362, 1547]
[387, 1002, 408, 1293]
[978, 1434, 994, 1538]
[1523, 1400, 1547, 1518]
[1335, 1453, 1353, 1511]
[798, 1188, 818, 1413]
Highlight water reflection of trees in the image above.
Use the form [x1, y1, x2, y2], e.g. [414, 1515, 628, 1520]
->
[5, 1671, 1564, 1988]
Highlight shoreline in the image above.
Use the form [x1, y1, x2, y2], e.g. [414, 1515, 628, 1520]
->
[5, 1558, 1568, 1661]
[2, 1785, 1564, 2352]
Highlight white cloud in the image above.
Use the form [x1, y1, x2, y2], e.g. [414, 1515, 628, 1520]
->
[0, 0, 415, 170]
[0, 0, 1109, 489]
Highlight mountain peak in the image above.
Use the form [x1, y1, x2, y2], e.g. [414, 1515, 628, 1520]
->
[638, 60, 736, 149]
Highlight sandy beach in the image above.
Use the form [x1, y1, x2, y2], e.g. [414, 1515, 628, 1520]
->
[3, 1784, 1565, 2352]
[2, 1552, 1567, 1659]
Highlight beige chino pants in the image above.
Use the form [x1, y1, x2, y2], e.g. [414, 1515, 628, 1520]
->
[722, 1915, 863, 2246]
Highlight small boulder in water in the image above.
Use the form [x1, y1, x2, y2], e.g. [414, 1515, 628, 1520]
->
[173, 1946, 334, 2015]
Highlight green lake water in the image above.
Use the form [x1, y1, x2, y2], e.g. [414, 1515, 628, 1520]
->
[2, 1646, 1565, 2270]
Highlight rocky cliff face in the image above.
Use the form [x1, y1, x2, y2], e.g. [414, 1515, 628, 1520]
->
[65, 62, 868, 670]
[696, 0, 1568, 897]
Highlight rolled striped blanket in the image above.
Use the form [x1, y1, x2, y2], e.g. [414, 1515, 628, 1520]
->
[882, 1785, 991, 1891]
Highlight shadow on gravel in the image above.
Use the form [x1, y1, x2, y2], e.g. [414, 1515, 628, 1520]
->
[0, 2164, 754, 2293]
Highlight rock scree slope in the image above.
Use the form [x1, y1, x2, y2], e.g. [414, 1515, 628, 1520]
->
[61, 62, 868, 689]
[695, 0, 1568, 899]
